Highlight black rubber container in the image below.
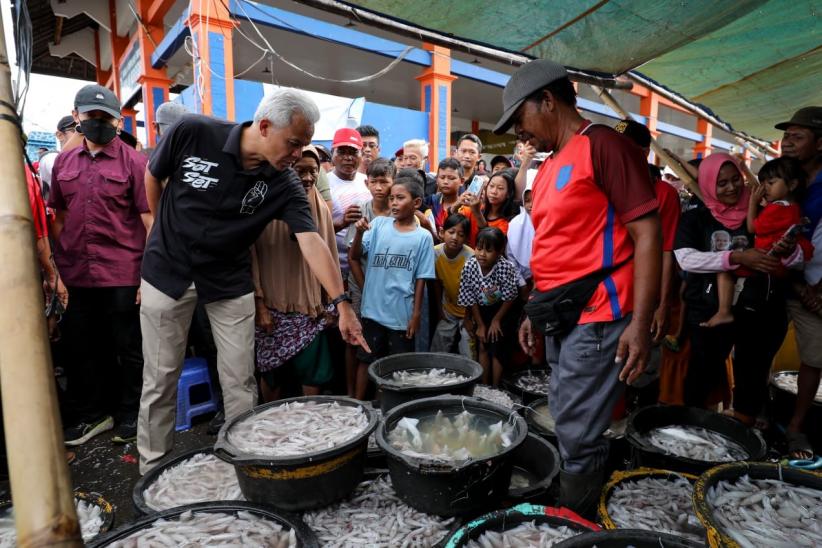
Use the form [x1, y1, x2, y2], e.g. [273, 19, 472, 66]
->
[501, 368, 551, 405]
[525, 396, 557, 444]
[369, 352, 483, 412]
[132, 446, 241, 515]
[506, 433, 560, 502]
[0, 491, 115, 543]
[693, 461, 822, 548]
[214, 396, 378, 511]
[443, 503, 600, 547]
[626, 405, 767, 475]
[88, 501, 317, 547]
[377, 395, 527, 516]
[555, 529, 704, 547]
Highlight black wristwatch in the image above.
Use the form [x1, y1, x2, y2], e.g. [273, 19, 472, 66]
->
[330, 293, 352, 308]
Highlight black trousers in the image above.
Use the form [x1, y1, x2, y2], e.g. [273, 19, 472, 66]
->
[62, 286, 143, 425]
[684, 296, 787, 418]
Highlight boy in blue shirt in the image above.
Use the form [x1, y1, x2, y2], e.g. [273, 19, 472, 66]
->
[350, 173, 435, 400]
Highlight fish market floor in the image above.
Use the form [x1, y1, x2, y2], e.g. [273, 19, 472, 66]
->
[1, 421, 214, 526]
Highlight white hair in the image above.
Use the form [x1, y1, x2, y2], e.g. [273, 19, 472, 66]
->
[253, 88, 320, 128]
[403, 138, 429, 158]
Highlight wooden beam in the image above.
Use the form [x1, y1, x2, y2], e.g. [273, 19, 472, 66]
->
[53, 16, 64, 46]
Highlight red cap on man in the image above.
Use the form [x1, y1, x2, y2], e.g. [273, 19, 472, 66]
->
[331, 128, 363, 150]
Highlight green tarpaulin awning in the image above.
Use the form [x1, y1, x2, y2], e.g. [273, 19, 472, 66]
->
[337, 0, 821, 140]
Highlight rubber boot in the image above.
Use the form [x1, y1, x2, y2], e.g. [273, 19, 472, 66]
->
[558, 468, 605, 520]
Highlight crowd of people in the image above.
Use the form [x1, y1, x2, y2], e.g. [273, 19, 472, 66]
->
[18, 58, 822, 518]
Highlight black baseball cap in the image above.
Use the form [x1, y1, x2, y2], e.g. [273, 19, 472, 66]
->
[74, 84, 121, 119]
[494, 59, 568, 134]
[775, 106, 822, 131]
[56, 115, 76, 133]
[614, 119, 652, 149]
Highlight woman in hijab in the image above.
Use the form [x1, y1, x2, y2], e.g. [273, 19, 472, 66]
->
[252, 146, 339, 401]
[673, 153, 803, 424]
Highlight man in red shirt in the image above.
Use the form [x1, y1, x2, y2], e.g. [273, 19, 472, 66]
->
[49, 85, 152, 446]
[495, 60, 661, 516]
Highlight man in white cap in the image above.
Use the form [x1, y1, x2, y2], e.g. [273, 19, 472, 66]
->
[153, 101, 190, 139]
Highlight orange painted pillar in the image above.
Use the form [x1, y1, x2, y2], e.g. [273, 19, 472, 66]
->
[94, 30, 111, 86]
[693, 118, 712, 159]
[416, 43, 456, 168]
[136, 0, 172, 146]
[122, 107, 138, 139]
[187, 1, 235, 120]
[640, 91, 660, 163]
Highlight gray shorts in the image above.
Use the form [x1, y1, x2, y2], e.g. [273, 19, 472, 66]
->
[787, 299, 822, 369]
[430, 311, 472, 358]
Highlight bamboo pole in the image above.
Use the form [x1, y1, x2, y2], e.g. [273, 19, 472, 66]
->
[0, 14, 82, 548]
[592, 86, 703, 200]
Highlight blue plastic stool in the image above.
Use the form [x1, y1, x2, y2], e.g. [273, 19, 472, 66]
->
[175, 357, 219, 432]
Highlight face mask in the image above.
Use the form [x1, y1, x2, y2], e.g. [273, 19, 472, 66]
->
[79, 118, 118, 145]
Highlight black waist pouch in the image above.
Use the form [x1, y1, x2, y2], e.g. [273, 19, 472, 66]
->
[525, 262, 626, 337]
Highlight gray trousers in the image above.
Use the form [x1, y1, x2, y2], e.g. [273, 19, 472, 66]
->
[547, 315, 630, 474]
[137, 280, 257, 474]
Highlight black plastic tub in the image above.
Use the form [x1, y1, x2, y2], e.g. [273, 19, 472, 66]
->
[214, 396, 378, 511]
[369, 352, 483, 412]
[506, 433, 560, 502]
[377, 395, 527, 516]
[693, 461, 822, 548]
[88, 501, 317, 547]
[0, 491, 115, 543]
[555, 529, 704, 547]
[501, 368, 551, 405]
[132, 446, 242, 515]
[525, 396, 557, 444]
[443, 503, 600, 547]
[303, 469, 463, 548]
[626, 405, 767, 475]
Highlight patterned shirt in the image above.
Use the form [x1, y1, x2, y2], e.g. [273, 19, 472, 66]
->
[457, 256, 519, 308]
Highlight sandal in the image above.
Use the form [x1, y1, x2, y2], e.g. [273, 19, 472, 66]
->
[786, 430, 814, 460]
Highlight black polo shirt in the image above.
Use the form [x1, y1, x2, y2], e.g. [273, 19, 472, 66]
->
[142, 115, 316, 302]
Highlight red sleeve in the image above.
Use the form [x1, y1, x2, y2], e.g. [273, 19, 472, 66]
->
[25, 166, 48, 239]
[587, 125, 658, 224]
[753, 202, 799, 235]
[655, 179, 681, 251]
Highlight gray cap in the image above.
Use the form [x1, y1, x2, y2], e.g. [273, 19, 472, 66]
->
[74, 84, 121, 119]
[155, 101, 190, 127]
[775, 106, 822, 131]
[56, 115, 76, 133]
[493, 59, 568, 134]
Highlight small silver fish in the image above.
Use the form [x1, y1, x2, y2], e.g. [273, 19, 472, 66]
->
[645, 426, 748, 462]
[773, 372, 822, 403]
[227, 401, 368, 457]
[473, 385, 519, 410]
[143, 452, 243, 511]
[304, 475, 454, 547]
[389, 368, 466, 387]
[107, 509, 296, 548]
[465, 520, 578, 547]
[0, 498, 105, 544]
[606, 475, 704, 542]
[514, 372, 550, 395]
[707, 474, 822, 547]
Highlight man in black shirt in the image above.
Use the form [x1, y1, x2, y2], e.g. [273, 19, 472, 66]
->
[138, 89, 367, 473]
